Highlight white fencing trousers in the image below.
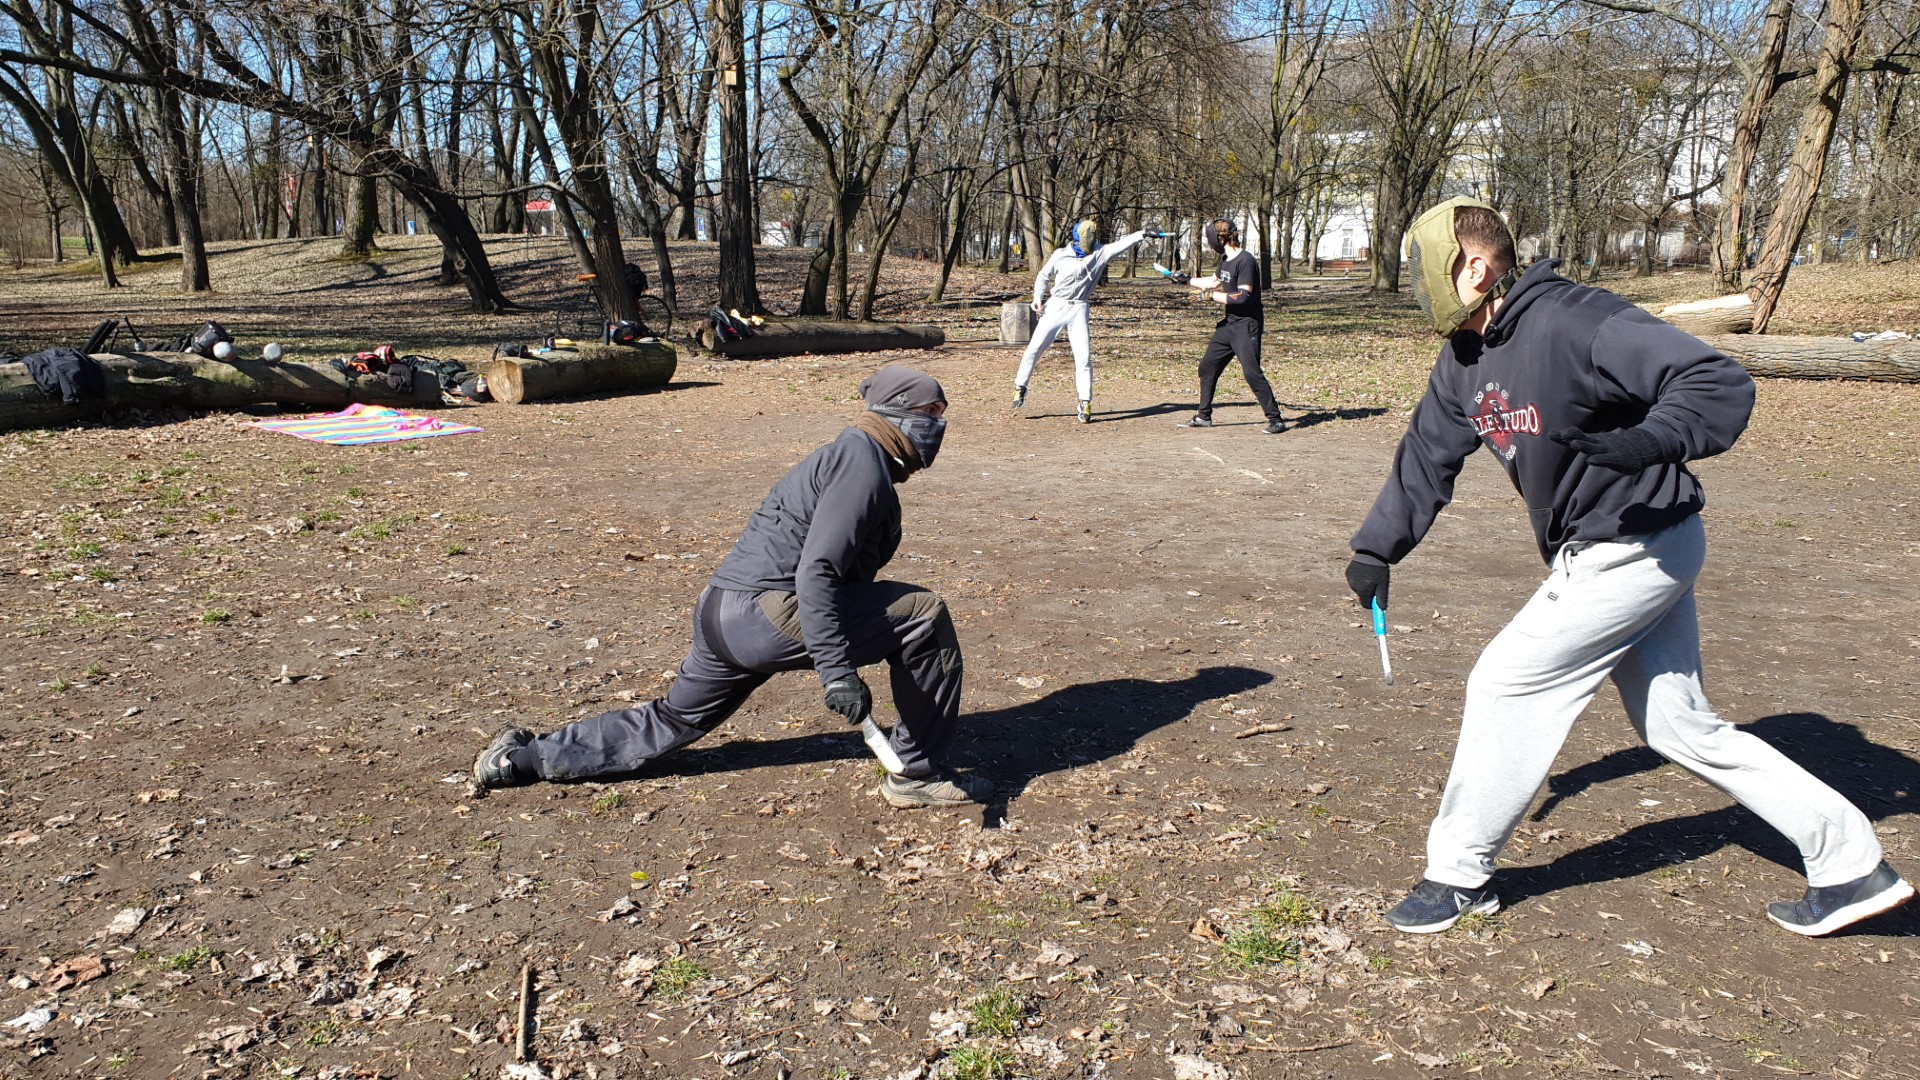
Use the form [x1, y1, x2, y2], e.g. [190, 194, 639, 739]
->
[1425, 514, 1883, 890]
[1014, 299, 1095, 402]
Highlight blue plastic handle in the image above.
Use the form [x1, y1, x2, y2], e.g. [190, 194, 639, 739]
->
[1371, 598, 1386, 636]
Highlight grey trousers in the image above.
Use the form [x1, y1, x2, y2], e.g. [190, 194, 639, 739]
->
[1426, 515, 1884, 889]
[521, 582, 963, 782]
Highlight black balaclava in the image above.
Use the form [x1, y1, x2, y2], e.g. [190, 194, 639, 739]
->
[858, 366, 948, 468]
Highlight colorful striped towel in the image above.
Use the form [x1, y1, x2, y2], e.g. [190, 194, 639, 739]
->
[248, 403, 482, 445]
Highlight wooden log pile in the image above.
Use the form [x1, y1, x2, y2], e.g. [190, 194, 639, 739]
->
[1700, 334, 1920, 383]
[0, 351, 436, 433]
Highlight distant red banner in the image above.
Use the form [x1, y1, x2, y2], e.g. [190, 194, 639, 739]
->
[525, 199, 554, 212]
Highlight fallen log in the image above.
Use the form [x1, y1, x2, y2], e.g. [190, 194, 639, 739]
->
[1658, 294, 1754, 335]
[1703, 334, 1920, 382]
[696, 319, 944, 358]
[0, 351, 436, 433]
[482, 342, 677, 404]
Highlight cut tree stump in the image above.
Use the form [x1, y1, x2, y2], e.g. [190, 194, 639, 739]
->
[482, 342, 678, 404]
[0, 351, 437, 433]
[1000, 302, 1035, 345]
[1702, 334, 1920, 382]
[1658, 294, 1754, 335]
[695, 319, 944, 358]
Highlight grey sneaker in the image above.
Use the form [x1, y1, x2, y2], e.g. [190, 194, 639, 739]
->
[473, 725, 534, 789]
[1383, 879, 1500, 933]
[1078, 400, 1093, 424]
[1261, 418, 1287, 435]
[1767, 861, 1913, 936]
[879, 770, 995, 809]
[1011, 386, 1027, 410]
[1178, 415, 1213, 428]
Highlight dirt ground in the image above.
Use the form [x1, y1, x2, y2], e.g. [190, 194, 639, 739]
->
[1, 239, 1918, 1080]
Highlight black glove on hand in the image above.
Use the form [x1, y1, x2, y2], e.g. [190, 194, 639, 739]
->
[1345, 558, 1390, 611]
[1550, 426, 1665, 473]
[1168, 270, 1191, 285]
[1143, 226, 1165, 239]
[823, 674, 872, 725]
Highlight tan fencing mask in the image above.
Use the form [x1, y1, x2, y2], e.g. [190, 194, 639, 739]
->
[1406, 197, 1519, 336]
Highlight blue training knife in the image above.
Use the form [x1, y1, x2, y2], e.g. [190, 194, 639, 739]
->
[1371, 598, 1395, 686]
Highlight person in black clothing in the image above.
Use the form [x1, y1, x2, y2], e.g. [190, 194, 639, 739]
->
[1179, 218, 1286, 434]
[1343, 197, 1909, 936]
[472, 366, 993, 810]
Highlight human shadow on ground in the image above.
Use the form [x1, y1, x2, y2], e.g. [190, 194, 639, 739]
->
[1503, 712, 1920, 935]
[593, 666, 1273, 827]
[1049, 400, 1386, 426]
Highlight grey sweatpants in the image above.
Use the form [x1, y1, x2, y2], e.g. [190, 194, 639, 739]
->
[1426, 515, 1883, 890]
[520, 582, 963, 782]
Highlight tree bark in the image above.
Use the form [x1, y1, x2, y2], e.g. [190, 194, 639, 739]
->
[0, 352, 437, 432]
[1712, 0, 1793, 289]
[1746, 0, 1865, 333]
[1706, 334, 1920, 381]
[482, 344, 678, 404]
[695, 319, 944, 358]
[713, 0, 762, 315]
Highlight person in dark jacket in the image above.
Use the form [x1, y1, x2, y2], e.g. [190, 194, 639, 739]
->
[473, 366, 993, 809]
[1344, 198, 1909, 937]
[1178, 218, 1287, 434]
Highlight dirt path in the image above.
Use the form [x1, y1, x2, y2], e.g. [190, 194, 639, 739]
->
[0, 332, 1916, 1079]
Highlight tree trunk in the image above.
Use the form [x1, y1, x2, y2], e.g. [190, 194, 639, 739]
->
[1713, 0, 1794, 289]
[0, 352, 436, 432]
[342, 169, 378, 256]
[482, 343, 678, 404]
[696, 319, 944, 358]
[713, 0, 761, 315]
[1706, 334, 1920, 381]
[1746, 0, 1864, 333]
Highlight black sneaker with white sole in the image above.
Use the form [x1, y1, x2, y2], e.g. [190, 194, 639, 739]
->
[1178, 415, 1213, 429]
[1383, 879, 1501, 933]
[1012, 386, 1027, 410]
[1261, 419, 1287, 435]
[473, 725, 535, 789]
[1767, 860, 1914, 936]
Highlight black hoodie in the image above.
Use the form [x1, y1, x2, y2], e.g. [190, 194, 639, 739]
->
[1351, 260, 1755, 566]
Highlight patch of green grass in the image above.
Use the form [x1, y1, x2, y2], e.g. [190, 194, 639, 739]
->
[68, 542, 101, 559]
[303, 1016, 343, 1047]
[163, 945, 218, 972]
[1220, 921, 1300, 970]
[353, 608, 377, 621]
[443, 542, 468, 556]
[1368, 954, 1393, 971]
[105, 1050, 132, 1070]
[49, 677, 71, 693]
[201, 608, 230, 624]
[1249, 889, 1317, 930]
[945, 1045, 1014, 1080]
[652, 957, 708, 1000]
[345, 486, 366, 497]
[590, 790, 623, 814]
[347, 512, 418, 541]
[968, 987, 1024, 1037]
[71, 473, 108, 490]
[314, 510, 341, 523]
[1455, 910, 1502, 937]
[88, 567, 117, 583]
[392, 594, 418, 608]
[83, 664, 107, 677]
[155, 487, 187, 508]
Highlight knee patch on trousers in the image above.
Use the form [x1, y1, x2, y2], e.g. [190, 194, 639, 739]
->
[887, 587, 963, 675]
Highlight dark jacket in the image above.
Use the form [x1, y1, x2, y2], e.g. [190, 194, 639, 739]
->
[710, 427, 903, 684]
[1351, 260, 1755, 566]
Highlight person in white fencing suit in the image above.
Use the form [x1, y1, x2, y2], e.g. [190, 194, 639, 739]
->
[1013, 219, 1163, 423]
[473, 366, 993, 810]
[1344, 197, 1911, 936]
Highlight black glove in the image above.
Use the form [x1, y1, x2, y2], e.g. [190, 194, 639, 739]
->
[1143, 226, 1166, 239]
[1345, 558, 1390, 611]
[823, 674, 872, 725]
[1168, 270, 1191, 285]
[1550, 426, 1665, 473]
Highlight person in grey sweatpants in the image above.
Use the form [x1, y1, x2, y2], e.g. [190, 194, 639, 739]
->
[471, 366, 994, 810]
[1344, 197, 1910, 937]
